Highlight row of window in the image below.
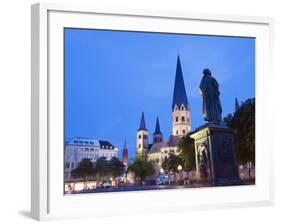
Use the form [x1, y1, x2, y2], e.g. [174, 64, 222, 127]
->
[174, 116, 190, 123]
[175, 129, 186, 135]
[138, 134, 148, 139]
[65, 162, 75, 169]
[73, 140, 95, 145]
[162, 149, 180, 154]
[174, 105, 186, 111]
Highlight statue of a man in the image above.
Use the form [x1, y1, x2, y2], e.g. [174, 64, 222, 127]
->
[199, 68, 222, 123]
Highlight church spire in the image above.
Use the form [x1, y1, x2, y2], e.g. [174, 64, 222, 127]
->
[122, 138, 128, 169]
[153, 117, 162, 135]
[172, 55, 188, 110]
[138, 112, 147, 131]
[153, 117, 163, 143]
[235, 97, 239, 112]
[123, 138, 127, 149]
[171, 55, 191, 136]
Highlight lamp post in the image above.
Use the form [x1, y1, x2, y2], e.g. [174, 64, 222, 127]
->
[177, 165, 182, 184]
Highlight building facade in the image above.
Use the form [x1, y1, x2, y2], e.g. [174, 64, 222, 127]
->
[64, 137, 118, 180]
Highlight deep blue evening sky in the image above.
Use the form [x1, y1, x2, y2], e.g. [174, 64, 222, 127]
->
[64, 28, 255, 160]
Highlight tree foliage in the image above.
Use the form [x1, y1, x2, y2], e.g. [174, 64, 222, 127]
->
[178, 135, 196, 171]
[71, 158, 96, 189]
[224, 98, 255, 165]
[161, 153, 184, 173]
[71, 157, 124, 181]
[108, 157, 125, 178]
[71, 158, 95, 179]
[128, 157, 155, 182]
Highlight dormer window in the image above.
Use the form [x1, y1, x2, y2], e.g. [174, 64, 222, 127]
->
[180, 105, 185, 110]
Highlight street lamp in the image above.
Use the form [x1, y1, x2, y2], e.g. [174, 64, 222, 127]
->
[177, 165, 182, 171]
[177, 165, 183, 184]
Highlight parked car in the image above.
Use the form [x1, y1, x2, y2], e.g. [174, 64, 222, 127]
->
[156, 175, 169, 185]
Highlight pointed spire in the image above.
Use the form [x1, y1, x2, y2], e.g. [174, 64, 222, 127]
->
[235, 98, 239, 112]
[123, 138, 127, 149]
[172, 55, 188, 110]
[138, 112, 147, 131]
[153, 117, 162, 135]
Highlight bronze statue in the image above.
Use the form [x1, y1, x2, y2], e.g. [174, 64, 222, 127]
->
[199, 69, 222, 123]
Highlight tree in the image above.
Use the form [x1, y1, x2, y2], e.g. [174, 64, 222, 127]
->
[108, 157, 125, 178]
[224, 98, 255, 179]
[161, 154, 183, 173]
[128, 157, 155, 184]
[178, 135, 196, 171]
[95, 156, 110, 183]
[71, 158, 95, 190]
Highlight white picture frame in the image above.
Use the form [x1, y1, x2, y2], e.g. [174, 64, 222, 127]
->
[31, 2, 274, 221]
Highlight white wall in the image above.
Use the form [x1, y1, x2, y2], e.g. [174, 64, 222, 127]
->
[0, 0, 279, 223]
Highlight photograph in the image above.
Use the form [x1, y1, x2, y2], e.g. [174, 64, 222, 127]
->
[63, 28, 255, 194]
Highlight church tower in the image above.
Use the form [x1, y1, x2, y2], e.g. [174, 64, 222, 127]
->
[122, 139, 129, 170]
[153, 117, 163, 143]
[172, 55, 191, 136]
[235, 97, 240, 112]
[136, 112, 149, 158]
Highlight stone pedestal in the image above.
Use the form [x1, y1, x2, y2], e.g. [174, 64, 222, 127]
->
[190, 123, 242, 186]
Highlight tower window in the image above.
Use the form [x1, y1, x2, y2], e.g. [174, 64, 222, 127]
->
[143, 135, 148, 139]
[138, 135, 141, 139]
[176, 130, 178, 135]
[175, 116, 179, 122]
[183, 130, 186, 134]
[181, 116, 185, 122]
[138, 144, 141, 148]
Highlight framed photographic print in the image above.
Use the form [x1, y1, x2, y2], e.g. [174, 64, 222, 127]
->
[31, 2, 274, 221]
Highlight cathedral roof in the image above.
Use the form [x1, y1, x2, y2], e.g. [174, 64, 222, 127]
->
[138, 111, 147, 131]
[148, 141, 166, 154]
[153, 117, 162, 135]
[164, 135, 180, 147]
[172, 55, 189, 110]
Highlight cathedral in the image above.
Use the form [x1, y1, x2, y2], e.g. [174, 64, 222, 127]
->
[136, 55, 191, 175]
